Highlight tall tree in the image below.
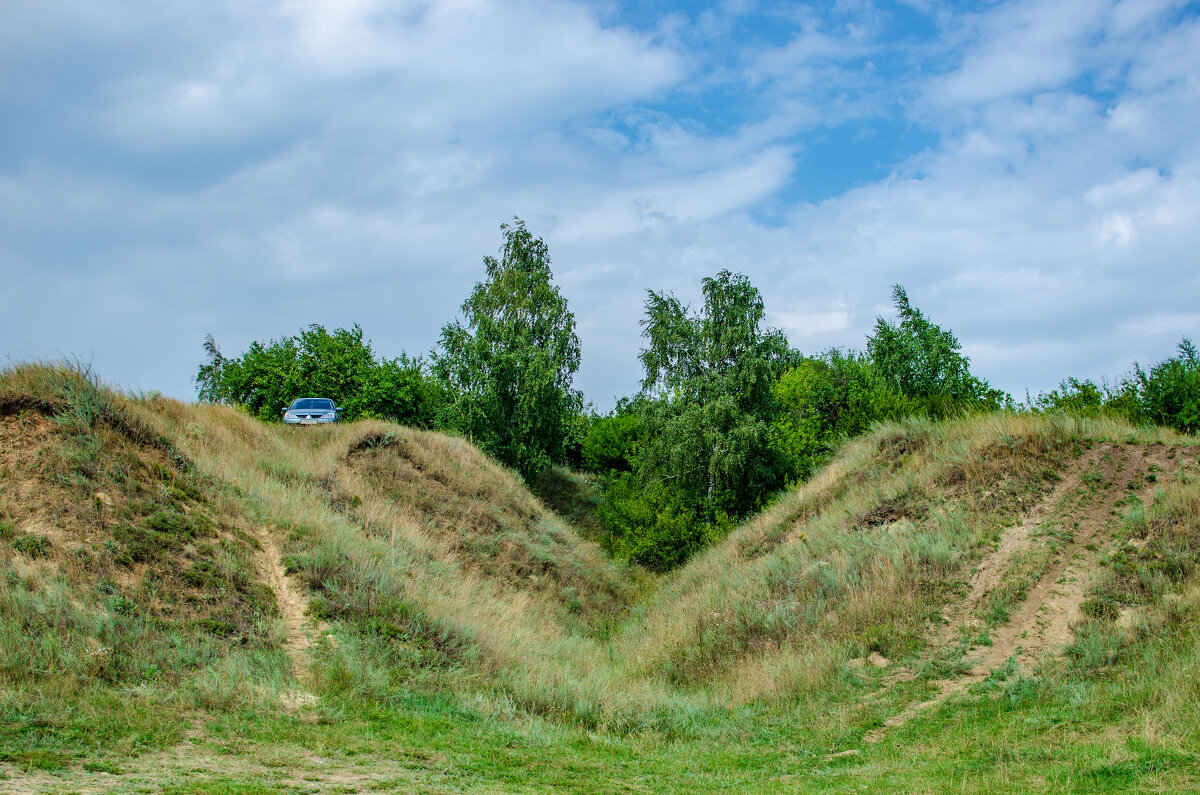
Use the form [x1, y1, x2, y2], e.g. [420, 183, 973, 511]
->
[599, 271, 793, 570]
[637, 270, 792, 515]
[433, 219, 583, 479]
[867, 284, 996, 411]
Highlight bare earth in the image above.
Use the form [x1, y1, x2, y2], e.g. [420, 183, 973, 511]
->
[257, 525, 322, 709]
[866, 442, 1179, 742]
[3, 437, 1190, 790]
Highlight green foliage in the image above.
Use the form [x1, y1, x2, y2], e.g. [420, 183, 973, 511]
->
[595, 473, 715, 571]
[432, 219, 583, 479]
[1032, 338, 1199, 434]
[1137, 337, 1200, 433]
[596, 271, 792, 569]
[596, 281, 1022, 568]
[581, 399, 643, 474]
[771, 285, 999, 483]
[771, 349, 917, 481]
[195, 325, 443, 426]
[867, 285, 999, 411]
[635, 271, 791, 516]
[1031, 377, 1108, 417]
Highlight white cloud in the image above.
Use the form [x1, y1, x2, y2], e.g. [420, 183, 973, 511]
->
[96, 0, 684, 154]
[2, 0, 1199, 408]
[929, 0, 1109, 107]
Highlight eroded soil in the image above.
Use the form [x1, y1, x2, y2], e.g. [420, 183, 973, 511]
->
[867, 442, 1185, 741]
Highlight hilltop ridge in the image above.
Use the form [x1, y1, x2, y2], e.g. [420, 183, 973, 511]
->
[3, 362, 1200, 792]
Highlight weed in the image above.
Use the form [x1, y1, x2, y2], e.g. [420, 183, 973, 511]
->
[11, 533, 52, 559]
[1068, 622, 1122, 672]
[0, 749, 70, 772]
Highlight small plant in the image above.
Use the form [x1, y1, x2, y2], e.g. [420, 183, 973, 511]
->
[12, 532, 52, 558]
[1067, 621, 1122, 672]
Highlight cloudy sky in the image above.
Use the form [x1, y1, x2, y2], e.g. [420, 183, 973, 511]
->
[3, 0, 1198, 409]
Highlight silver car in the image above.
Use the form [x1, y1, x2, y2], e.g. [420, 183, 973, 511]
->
[283, 398, 342, 425]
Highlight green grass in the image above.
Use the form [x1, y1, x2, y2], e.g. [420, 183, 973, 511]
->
[3, 362, 1200, 791]
[19, 634, 1200, 793]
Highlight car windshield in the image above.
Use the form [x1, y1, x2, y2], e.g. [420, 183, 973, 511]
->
[290, 399, 334, 410]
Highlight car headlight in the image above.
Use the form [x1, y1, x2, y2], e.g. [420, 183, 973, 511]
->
[322, 412, 336, 419]
[285, 412, 297, 419]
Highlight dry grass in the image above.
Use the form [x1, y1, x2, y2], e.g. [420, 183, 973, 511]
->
[0, 364, 278, 696]
[3, 360, 1200, 740]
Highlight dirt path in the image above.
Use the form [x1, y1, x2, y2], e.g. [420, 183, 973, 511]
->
[256, 525, 321, 707]
[934, 447, 1098, 647]
[867, 443, 1176, 742]
[1, 741, 426, 795]
[3, 529, 340, 793]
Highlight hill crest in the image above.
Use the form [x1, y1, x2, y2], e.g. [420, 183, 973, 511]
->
[3, 362, 1200, 789]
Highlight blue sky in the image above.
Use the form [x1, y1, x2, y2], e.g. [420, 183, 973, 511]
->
[3, 0, 1199, 409]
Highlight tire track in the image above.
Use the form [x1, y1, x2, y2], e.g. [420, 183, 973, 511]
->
[867, 443, 1174, 742]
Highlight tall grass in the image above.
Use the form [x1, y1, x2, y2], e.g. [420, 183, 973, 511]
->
[0, 361, 294, 766]
[3, 360, 1200, 747]
[151, 393, 1192, 732]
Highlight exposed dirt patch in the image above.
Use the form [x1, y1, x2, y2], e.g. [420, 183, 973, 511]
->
[0, 742, 426, 794]
[256, 524, 321, 706]
[868, 442, 1181, 742]
[935, 446, 1100, 646]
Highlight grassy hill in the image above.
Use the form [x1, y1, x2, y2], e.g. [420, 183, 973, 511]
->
[3, 361, 1200, 792]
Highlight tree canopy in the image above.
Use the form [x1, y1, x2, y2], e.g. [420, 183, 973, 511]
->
[867, 284, 995, 410]
[432, 219, 583, 479]
[597, 271, 794, 570]
[195, 324, 441, 426]
[194, 239, 1200, 574]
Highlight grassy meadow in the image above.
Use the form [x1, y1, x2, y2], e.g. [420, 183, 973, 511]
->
[2, 361, 1200, 792]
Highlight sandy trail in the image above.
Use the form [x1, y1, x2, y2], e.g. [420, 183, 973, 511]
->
[258, 528, 311, 673]
[256, 525, 322, 708]
[867, 443, 1177, 742]
[2, 529, 343, 793]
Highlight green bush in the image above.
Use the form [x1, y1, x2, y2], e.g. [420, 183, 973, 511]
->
[1032, 337, 1199, 433]
[1137, 337, 1200, 433]
[11, 533, 52, 559]
[771, 350, 917, 481]
[196, 325, 445, 427]
[597, 475, 715, 572]
[582, 407, 642, 474]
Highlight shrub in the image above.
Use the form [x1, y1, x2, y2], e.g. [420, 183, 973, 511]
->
[597, 475, 715, 571]
[11, 533, 52, 558]
[196, 326, 445, 427]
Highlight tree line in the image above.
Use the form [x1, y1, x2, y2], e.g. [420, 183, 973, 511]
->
[197, 219, 1200, 570]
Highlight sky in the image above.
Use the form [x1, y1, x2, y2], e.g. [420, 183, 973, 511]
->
[2, 0, 1199, 410]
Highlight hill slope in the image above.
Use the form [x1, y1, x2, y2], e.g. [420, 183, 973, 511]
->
[3, 362, 1200, 792]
